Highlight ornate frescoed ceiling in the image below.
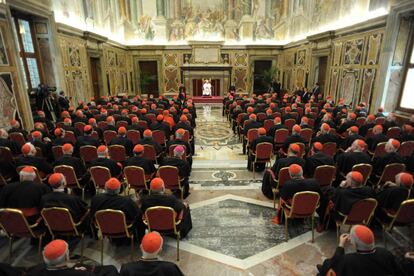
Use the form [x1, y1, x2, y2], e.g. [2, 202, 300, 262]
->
[51, 0, 393, 45]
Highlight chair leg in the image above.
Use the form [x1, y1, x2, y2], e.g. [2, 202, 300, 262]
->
[38, 235, 43, 260]
[130, 236, 134, 261]
[177, 232, 180, 261]
[8, 237, 13, 263]
[253, 162, 255, 180]
[100, 238, 104, 265]
[285, 216, 289, 241]
[273, 191, 276, 209]
[311, 215, 315, 243]
[336, 224, 340, 243]
[80, 235, 84, 264]
[383, 226, 387, 248]
[82, 188, 85, 201]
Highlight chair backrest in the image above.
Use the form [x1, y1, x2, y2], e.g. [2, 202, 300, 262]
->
[375, 117, 385, 125]
[126, 130, 141, 145]
[52, 146, 64, 160]
[145, 207, 177, 232]
[365, 128, 374, 139]
[143, 144, 157, 162]
[387, 127, 401, 139]
[296, 142, 306, 157]
[152, 130, 166, 145]
[313, 165, 336, 187]
[91, 131, 99, 140]
[393, 199, 414, 224]
[41, 207, 77, 235]
[257, 113, 266, 121]
[79, 145, 98, 163]
[255, 142, 273, 160]
[124, 166, 147, 190]
[308, 118, 315, 128]
[300, 128, 313, 143]
[345, 198, 377, 224]
[263, 119, 274, 132]
[64, 131, 77, 144]
[90, 166, 112, 190]
[97, 121, 108, 131]
[138, 120, 148, 129]
[16, 166, 42, 183]
[274, 128, 289, 144]
[9, 132, 26, 148]
[277, 167, 291, 189]
[285, 119, 296, 132]
[356, 117, 366, 127]
[146, 114, 156, 123]
[322, 142, 337, 157]
[290, 192, 320, 217]
[95, 210, 129, 236]
[54, 165, 80, 189]
[352, 163, 373, 186]
[379, 163, 406, 183]
[399, 141, 414, 157]
[247, 129, 259, 143]
[236, 113, 246, 124]
[104, 130, 117, 145]
[108, 145, 126, 162]
[158, 166, 180, 189]
[373, 142, 387, 158]
[0, 208, 34, 237]
[74, 122, 85, 134]
[116, 120, 128, 129]
[0, 146, 13, 162]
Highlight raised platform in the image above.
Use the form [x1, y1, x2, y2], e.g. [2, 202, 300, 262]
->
[192, 96, 223, 104]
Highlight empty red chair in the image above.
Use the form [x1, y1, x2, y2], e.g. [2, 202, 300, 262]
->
[95, 210, 134, 264]
[257, 113, 266, 122]
[250, 142, 273, 179]
[387, 127, 401, 139]
[104, 130, 117, 145]
[246, 129, 259, 151]
[145, 113, 156, 123]
[285, 119, 296, 133]
[124, 166, 149, 194]
[274, 128, 289, 152]
[52, 146, 64, 160]
[282, 191, 320, 242]
[371, 142, 387, 159]
[157, 166, 183, 199]
[143, 207, 181, 261]
[0, 208, 45, 262]
[64, 131, 77, 144]
[9, 132, 26, 148]
[90, 166, 111, 191]
[126, 130, 141, 145]
[352, 163, 372, 186]
[300, 128, 313, 145]
[143, 144, 157, 163]
[54, 165, 85, 200]
[138, 121, 148, 129]
[269, 167, 291, 208]
[356, 117, 366, 127]
[79, 145, 98, 164]
[152, 130, 166, 146]
[98, 121, 108, 131]
[399, 141, 414, 157]
[321, 142, 337, 157]
[108, 145, 127, 162]
[375, 117, 385, 125]
[335, 198, 377, 240]
[313, 165, 336, 188]
[0, 146, 13, 162]
[74, 122, 85, 134]
[263, 119, 274, 132]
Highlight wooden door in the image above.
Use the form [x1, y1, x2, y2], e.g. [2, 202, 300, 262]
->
[90, 57, 101, 98]
[138, 61, 159, 97]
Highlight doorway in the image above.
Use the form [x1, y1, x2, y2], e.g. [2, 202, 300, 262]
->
[90, 57, 101, 99]
[138, 61, 159, 97]
[317, 56, 328, 93]
[253, 60, 272, 94]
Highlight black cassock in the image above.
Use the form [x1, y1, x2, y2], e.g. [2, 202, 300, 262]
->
[319, 246, 403, 276]
[120, 260, 184, 276]
[26, 264, 118, 276]
[333, 186, 375, 215]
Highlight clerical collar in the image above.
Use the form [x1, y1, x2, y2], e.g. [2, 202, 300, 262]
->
[140, 257, 159, 261]
[356, 248, 376, 254]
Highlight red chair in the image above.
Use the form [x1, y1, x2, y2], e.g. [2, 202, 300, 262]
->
[143, 206, 182, 261]
[0, 208, 44, 262]
[274, 128, 289, 152]
[282, 191, 320, 242]
[371, 142, 387, 159]
[321, 142, 337, 157]
[257, 113, 266, 122]
[64, 131, 77, 144]
[16, 166, 44, 183]
[91, 131, 99, 140]
[352, 163, 373, 186]
[356, 117, 366, 127]
[399, 141, 414, 157]
[308, 118, 315, 128]
[386, 127, 401, 139]
[375, 117, 385, 125]
[9, 132, 26, 148]
[146, 113, 156, 123]
[104, 130, 117, 145]
[376, 163, 406, 187]
[124, 166, 149, 194]
[152, 130, 166, 147]
[34, 146, 44, 158]
[246, 129, 259, 152]
[126, 130, 141, 145]
[97, 121, 108, 131]
[335, 198, 377, 240]
[74, 122, 85, 134]
[95, 210, 134, 264]
[138, 121, 148, 129]
[285, 119, 296, 133]
[79, 145, 98, 164]
[300, 128, 313, 145]
[116, 120, 129, 129]
[0, 146, 13, 163]
[269, 167, 291, 208]
[250, 142, 273, 179]
[157, 166, 183, 199]
[263, 119, 274, 132]
[313, 165, 336, 189]
[109, 145, 127, 162]
[143, 144, 158, 164]
[90, 166, 112, 191]
[365, 128, 374, 139]
[52, 146, 64, 160]
[41, 207, 89, 261]
[54, 165, 85, 200]
[378, 199, 414, 247]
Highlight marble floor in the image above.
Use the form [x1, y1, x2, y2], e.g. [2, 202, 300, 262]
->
[0, 104, 412, 275]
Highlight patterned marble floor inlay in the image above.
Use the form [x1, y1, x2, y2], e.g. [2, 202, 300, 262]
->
[166, 195, 321, 269]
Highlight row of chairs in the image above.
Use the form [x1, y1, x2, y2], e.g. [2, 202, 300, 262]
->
[0, 205, 182, 264]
